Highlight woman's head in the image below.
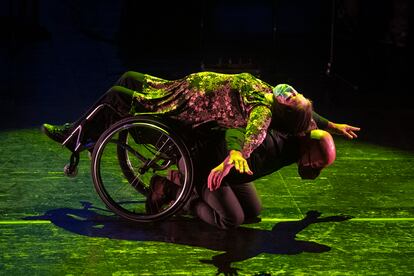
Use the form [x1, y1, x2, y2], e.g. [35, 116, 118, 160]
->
[271, 84, 314, 135]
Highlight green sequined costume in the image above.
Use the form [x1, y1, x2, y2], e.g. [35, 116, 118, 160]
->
[129, 72, 274, 158]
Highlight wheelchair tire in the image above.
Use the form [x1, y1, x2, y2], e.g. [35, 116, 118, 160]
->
[91, 116, 194, 222]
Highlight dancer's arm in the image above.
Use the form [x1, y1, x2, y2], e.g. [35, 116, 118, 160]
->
[326, 122, 360, 139]
[208, 106, 271, 191]
[312, 111, 360, 139]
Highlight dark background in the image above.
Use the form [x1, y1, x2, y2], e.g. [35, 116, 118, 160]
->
[0, 0, 411, 147]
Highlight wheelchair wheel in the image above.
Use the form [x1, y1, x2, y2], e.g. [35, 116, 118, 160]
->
[91, 116, 194, 222]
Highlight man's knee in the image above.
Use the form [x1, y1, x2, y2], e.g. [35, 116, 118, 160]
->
[219, 212, 245, 229]
[248, 202, 262, 218]
[298, 129, 336, 179]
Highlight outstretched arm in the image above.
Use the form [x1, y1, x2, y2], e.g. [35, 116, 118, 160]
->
[312, 111, 360, 139]
[326, 122, 360, 139]
[207, 106, 272, 191]
[240, 105, 273, 158]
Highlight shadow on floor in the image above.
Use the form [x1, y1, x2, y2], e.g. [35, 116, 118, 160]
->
[25, 202, 352, 275]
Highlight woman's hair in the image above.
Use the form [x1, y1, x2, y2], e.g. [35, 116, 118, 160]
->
[271, 99, 314, 135]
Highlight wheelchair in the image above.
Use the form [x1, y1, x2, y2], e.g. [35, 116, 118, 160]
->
[61, 104, 195, 222]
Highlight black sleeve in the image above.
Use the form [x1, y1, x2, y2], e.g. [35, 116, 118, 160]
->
[312, 111, 330, 130]
[225, 128, 246, 152]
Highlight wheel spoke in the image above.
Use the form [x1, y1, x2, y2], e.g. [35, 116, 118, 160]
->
[91, 117, 193, 222]
[108, 138, 147, 163]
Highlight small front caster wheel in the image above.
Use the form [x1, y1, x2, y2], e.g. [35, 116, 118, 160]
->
[64, 163, 78, 177]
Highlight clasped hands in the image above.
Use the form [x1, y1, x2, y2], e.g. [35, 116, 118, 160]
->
[207, 150, 253, 191]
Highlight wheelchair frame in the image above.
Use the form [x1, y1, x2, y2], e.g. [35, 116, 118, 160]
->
[61, 104, 195, 222]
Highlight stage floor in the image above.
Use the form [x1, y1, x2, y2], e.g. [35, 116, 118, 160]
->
[1, 127, 413, 275]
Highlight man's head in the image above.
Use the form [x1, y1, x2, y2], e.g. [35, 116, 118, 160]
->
[271, 84, 314, 135]
[297, 129, 336, 179]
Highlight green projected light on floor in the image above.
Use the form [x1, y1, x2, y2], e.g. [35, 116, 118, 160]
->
[1, 128, 413, 275]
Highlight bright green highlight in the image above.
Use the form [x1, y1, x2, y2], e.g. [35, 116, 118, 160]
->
[1, 129, 414, 275]
[0, 220, 52, 224]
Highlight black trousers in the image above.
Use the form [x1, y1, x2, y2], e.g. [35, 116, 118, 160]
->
[190, 128, 300, 229]
[193, 182, 262, 229]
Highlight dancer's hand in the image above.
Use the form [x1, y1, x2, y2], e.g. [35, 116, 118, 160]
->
[228, 150, 253, 175]
[327, 122, 360, 139]
[208, 156, 233, 191]
[207, 150, 253, 191]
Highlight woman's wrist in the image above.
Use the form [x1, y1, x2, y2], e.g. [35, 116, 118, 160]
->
[230, 150, 243, 156]
[327, 121, 336, 133]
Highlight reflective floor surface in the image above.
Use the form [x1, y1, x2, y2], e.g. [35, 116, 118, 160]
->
[1, 127, 413, 275]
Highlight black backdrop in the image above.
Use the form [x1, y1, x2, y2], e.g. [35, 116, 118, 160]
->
[0, 0, 411, 129]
